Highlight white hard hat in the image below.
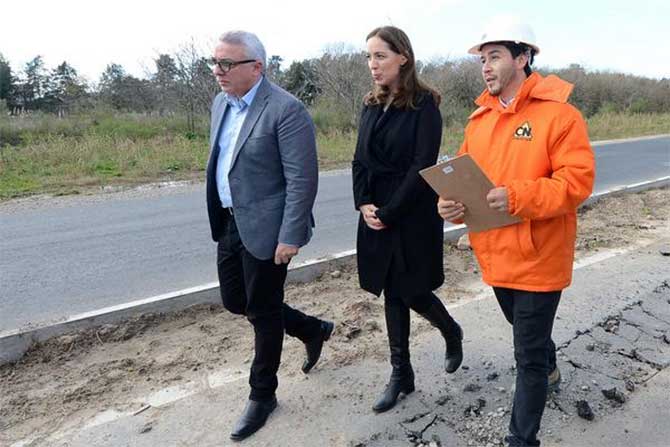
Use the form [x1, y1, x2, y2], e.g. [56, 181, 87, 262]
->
[468, 16, 540, 55]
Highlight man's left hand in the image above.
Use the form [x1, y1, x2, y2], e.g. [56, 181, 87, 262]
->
[275, 243, 299, 265]
[486, 187, 509, 213]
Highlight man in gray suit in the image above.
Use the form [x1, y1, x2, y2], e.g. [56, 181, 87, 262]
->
[205, 30, 334, 441]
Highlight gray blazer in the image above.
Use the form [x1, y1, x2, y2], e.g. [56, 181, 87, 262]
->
[206, 77, 318, 260]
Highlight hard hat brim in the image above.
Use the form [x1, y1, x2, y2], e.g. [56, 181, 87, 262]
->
[468, 40, 540, 55]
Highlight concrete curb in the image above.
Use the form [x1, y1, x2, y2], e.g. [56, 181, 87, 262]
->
[590, 133, 670, 146]
[586, 176, 670, 205]
[1, 178, 668, 365]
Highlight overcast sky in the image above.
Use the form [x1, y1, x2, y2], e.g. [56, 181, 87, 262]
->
[2, 0, 668, 83]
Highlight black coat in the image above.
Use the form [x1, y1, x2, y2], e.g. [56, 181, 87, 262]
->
[352, 93, 445, 298]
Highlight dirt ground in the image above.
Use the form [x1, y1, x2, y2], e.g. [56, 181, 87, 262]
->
[1, 188, 668, 443]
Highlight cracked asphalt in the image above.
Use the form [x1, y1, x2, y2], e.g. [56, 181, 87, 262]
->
[354, 252, 670, 447]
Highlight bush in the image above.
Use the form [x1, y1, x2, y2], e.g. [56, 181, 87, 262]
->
[628, 98, 651, 114]
[598, 101, 619, 114]
[310, 97, 360, 133]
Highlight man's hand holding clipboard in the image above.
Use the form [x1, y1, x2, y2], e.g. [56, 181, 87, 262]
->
[419, 154, 521, 232]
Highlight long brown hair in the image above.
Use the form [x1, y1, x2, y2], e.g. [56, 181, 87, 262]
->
[364, 26, 440, 109]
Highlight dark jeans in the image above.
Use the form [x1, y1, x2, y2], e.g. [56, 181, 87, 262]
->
[493, 287, 562, 447]
[217, 215, 321, 401]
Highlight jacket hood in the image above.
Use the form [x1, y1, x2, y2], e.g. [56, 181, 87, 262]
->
[470, 73, 574, 119]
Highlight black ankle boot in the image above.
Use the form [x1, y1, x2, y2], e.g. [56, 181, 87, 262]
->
[419, 295, 463, 374]
[374, 299, 414, 413]
[372, 367, 415, 413]
[444, 322, 464, 373]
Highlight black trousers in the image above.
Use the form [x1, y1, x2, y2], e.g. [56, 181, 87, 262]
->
[217, 215, 321, 401]
[493, 287, 561, 447]
[382, 291, 455, 369]
[384, 290, 435, 314]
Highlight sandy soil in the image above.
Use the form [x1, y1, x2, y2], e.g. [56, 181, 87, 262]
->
[1, 188, 668, 442]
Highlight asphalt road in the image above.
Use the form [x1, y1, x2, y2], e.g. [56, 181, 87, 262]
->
[1, 135, 668, 332]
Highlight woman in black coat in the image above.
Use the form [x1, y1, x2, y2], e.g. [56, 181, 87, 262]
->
[352, 26, 464, 413]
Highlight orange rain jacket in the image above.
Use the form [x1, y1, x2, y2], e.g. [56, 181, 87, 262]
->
[457, 72, 595, 292]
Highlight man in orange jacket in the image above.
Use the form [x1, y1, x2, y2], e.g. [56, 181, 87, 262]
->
[438, 18, 595, 447]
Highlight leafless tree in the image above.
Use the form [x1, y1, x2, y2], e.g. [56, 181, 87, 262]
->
[313, 44, 370, 129]
[172, 40, 219, 132]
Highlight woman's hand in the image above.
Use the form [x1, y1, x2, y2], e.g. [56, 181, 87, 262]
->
[437, 198, 465, 221]
[360, 204, 387, 230]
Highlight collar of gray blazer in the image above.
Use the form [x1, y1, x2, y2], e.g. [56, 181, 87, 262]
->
[213, 77, 273, 172]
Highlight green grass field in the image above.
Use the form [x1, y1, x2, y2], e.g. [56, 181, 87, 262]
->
[0, 112, 668, 200]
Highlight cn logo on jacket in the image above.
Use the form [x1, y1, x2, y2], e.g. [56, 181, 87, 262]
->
[514, 121, 533, 140]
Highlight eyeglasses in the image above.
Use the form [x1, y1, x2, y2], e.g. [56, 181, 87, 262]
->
[207, 58, 257, 73]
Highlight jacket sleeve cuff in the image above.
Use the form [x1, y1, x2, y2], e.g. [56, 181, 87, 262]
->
[278, 227, 308, 248]
[354, 195, 372, 210]
[507, 185, 518, 215]
[374, 207, 394, 226]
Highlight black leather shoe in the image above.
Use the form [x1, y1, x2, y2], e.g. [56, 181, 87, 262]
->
[230, 397, 277, 441]
[302, 320, 335, 373]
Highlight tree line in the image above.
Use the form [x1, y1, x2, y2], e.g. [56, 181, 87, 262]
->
[1, 45, 669, 131]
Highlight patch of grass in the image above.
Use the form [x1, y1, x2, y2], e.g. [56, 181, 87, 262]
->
[316, 130, 357, 170]
[0, 171, 41, 198]
[0, 133, 208, 199]
[87, 114, 208, 140]
[0, 112, 209, 148]
[94, 160, 122, 177]
[587, 112, 670, 141]
[0, 111, 668, 200]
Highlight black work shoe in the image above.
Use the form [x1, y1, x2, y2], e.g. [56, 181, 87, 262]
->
[372, 372, 415, 413]
[302, 320, 335, 373]
[230, 397, 278, 441]
[445, 322, 464, 374]
[548, 366, 562, 392]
